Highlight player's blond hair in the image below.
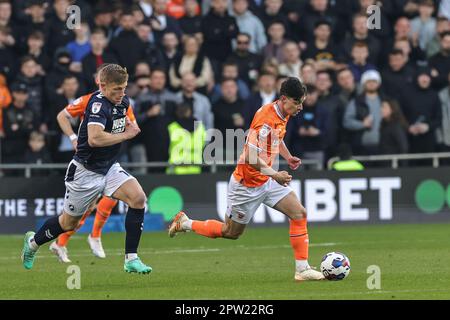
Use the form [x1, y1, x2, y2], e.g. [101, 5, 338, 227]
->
[99, 64, 129, 85]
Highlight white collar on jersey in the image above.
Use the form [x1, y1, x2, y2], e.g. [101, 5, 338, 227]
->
[273, 102, 286, 121]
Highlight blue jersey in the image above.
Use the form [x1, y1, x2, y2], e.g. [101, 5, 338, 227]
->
[74, 91, 130, 175]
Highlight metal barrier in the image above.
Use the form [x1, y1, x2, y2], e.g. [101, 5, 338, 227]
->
[2, 153, 450, 177]
[0, 159, 323, 178]
[327, 152, 450, 170]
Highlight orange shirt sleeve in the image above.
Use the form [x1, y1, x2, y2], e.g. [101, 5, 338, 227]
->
[64, 94, 90, 118]
[246, 106, 274, 154]
[126, 104, 136, 123]
[0, 87, 12, 108]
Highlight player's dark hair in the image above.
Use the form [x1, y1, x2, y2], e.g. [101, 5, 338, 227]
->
[279, 77, 306, 100]
[99, 64, 128, 85]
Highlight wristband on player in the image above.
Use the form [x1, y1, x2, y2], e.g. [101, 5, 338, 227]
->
[69, 134, 78, 141]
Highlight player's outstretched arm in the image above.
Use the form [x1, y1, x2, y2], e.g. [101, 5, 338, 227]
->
[88, 120, 140, 147]
[280, 141, 301, 170]
[244, 146, 292, 187]
[57, 110, 78, 149]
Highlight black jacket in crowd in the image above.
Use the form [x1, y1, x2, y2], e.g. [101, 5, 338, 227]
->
[81, 51, 118, 92]
[380, 120, 409, 154]
[45, 13, 75, 58]
[2, 104, 36, 162]
[212, 97, 245, 135]
[200, 10, 239, 62]
[227, 51, 263, 87]
[179, 15, 202, 36]
[429, 51, 450, 91]
[108, 29, 146, 74]
[12, 74, 44, 124]
[401, 82, 442, 153]
[381, 64, 416, 108]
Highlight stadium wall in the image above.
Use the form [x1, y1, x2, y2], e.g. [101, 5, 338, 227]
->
[1, 168, 450, 234]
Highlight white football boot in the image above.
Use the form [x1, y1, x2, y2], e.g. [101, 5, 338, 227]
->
[49, 241, 71, 263]
[168, 211, 189, 238]
[295, 267, 325, 281]
[87, 234, 106, 258]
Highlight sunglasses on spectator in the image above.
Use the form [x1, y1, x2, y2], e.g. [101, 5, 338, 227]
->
[237, 40, 249, 45]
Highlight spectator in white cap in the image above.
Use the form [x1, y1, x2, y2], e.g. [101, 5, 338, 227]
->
[343, 69, 384, 156]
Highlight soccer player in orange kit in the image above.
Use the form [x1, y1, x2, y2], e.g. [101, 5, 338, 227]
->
[49, 65, 137, 263]
[169, 77, 324, 281]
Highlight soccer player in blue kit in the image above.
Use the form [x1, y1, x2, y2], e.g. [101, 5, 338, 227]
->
[21, 64, 152, 274]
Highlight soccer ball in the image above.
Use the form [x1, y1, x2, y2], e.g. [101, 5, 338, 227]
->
[320, 252, 351, 281]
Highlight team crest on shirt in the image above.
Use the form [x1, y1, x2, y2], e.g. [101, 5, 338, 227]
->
[92, 102, 102, 114]
[259, 124, 272, 139]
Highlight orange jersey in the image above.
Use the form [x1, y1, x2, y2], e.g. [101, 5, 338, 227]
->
[233, 101, 289, 187]
[64, 93, 136, 122]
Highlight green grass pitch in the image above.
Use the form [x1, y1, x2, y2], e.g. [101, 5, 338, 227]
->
[1, 223, 449, 300]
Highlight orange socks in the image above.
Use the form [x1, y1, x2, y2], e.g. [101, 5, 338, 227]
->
[91, 197, 117, 238]
[192, 220, 224, 238]
[57, 210, 89, 247]
[289, 218, 309, 260]
[56, 197, 116, 247]
[56, 230, 75, 247]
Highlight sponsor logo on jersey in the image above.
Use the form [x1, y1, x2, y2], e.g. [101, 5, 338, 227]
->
[111, 117, 126, 134]
[259, 124, 272, 139]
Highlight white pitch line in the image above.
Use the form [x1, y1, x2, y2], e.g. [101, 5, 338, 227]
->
[0, 243, 338, 261]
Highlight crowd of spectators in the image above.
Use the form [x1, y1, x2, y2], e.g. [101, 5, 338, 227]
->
[0, 0, 450, 172]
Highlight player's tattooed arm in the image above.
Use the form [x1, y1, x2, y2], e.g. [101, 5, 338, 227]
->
[88, 120, 140, 147]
